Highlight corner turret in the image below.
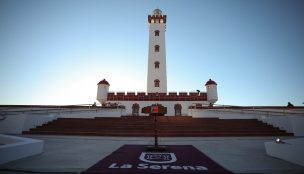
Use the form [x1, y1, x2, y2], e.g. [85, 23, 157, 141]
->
[96, 79, 110, 104]
[205, 79, 218, 106]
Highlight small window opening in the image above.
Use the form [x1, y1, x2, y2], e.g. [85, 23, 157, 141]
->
[154, 45, 160, 52]
[154, 79, 160, 87]
[155, 30, 160, 36]
[154, 61, 160, 69]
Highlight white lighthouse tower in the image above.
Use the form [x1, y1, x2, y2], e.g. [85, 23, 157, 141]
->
[147, 9, 167, 93]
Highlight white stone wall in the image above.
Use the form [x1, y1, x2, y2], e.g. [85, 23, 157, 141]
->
[0, 114, 26, 134]
[0, 108, 125, 134]
[0, 114, 56, 134]
[259, 115, 293, 133]
[289, 116, 304, 136]
[188, 108, 304, 135]
[23, 114, 57, 132]
[189, 109, 258, 119]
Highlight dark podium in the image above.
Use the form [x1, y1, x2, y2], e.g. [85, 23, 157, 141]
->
[141, 104, 167, 116]
[142, 104, 167, 151]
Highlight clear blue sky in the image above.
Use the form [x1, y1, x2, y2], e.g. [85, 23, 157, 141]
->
[0, 0, 303, 106]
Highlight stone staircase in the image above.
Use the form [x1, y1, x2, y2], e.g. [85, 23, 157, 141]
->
[23, 116, 293, 137]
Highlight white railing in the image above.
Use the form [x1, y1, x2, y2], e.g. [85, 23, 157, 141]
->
[205, 108, 304, 116]
[190, 103, 304, 117]
[0, 104, 125, 119]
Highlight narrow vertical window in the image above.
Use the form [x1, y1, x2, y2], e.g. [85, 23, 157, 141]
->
[154, 61, 160, 69]
[154, 45, 160, 52]
[155, 30, 160, 36]
[154, 79, 160, 87]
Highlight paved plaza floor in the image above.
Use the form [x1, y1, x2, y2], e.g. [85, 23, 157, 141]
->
[1, 135, 304, 174]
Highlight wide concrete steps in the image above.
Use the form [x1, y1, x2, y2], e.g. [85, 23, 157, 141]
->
[23, 116, 293, 137]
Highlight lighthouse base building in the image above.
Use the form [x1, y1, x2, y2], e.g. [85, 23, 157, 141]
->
[96, 79, 217, 116]
[96, 9, 218, 116]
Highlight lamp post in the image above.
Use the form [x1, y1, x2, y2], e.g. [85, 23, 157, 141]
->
[145, 104, 166, 151]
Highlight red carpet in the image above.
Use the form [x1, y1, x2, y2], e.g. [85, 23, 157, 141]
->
[81, 145, 233, 174]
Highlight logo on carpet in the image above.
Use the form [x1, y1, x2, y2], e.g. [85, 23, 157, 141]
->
[139, 152, 177, 164]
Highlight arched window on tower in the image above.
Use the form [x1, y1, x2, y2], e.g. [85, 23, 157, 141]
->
[154, 61, 160, 69]
[155, 30, 160, 36]
[154, 79, 160, 87]
[154, 45, 160, 52]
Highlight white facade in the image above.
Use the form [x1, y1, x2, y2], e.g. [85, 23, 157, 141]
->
[147, 9, 167, 93]
[111, 100, 209, 116]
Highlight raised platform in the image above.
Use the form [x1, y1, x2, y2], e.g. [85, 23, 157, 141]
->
[0, 134, 44, 164]
[1, 136, 303, 174]
[265, 138, 304, 166]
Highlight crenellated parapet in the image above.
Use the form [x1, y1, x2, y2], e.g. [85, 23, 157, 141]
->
[148, 8, 167, 24]
[148, 15, 167, 24]
[107, 92, 207, 101]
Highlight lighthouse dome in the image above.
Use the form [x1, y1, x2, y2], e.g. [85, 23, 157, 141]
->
[153, 9, 162, 16]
